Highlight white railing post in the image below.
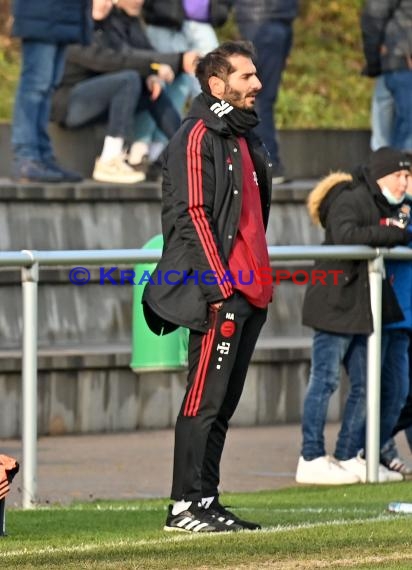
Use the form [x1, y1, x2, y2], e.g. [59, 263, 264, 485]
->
[21, 257, 39, 509]
[366, 254, 384, 482]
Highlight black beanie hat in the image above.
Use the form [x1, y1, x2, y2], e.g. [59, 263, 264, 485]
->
[369, 147, 411, 180]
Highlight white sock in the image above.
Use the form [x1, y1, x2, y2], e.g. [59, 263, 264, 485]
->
[201, 496, 216, 509]
[128, 141, 149, 165]
[171, 500, 192, 515]
[148, 141, 166, 162]
[100, 136, 124, 162]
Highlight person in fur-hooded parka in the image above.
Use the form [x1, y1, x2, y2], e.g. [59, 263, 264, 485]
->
[302, 167, 410, 334]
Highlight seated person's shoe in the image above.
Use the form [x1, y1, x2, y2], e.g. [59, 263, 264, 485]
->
[43, 156, 83, 183]
[11, 158, 64, 183]
[92, 155, 146, 184]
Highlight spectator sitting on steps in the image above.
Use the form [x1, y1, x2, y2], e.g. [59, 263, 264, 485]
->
[51, 0, 197, 184]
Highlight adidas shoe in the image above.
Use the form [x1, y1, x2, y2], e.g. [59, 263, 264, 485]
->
[207, 497, 261, 530]
[164, 503, 239, 533]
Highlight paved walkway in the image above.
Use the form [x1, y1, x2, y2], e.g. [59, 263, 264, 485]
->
[2, 423, 410, 507]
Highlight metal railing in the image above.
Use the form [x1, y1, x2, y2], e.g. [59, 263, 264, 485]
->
[2, 245, 412, 508]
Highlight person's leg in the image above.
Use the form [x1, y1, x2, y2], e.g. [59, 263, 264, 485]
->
[139, 91, 182, 142]
[11, 40, 64, 181]
[145, 24, 189, 52]
[370, 76, 395, 150]
[384, 70, 412, 151]
[65, 70, 145, 184]
[36, 45, 83, 182]
[131, 73, 191, 165]
[200, 307, 267, 498]
[380, 331, 409, 448]
[182, 20, 218, 55]
[296, 331, 360, 485]
[334, 335, 367, 460]
[66, 70, 141, 138]
[12, 41, 60, 160]
[171, 294, 258, 502]
[237, 20, 293, 177]
[301, 332, 352, 460]
[38, 44, 67, 160]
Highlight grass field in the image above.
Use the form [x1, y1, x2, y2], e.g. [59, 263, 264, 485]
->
[2, 484, 412, 569]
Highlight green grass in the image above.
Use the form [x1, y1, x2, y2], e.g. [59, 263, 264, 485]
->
[2, 484, 412, 569]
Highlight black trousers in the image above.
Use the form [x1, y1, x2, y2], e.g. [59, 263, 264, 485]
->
[171, 292, 267, 501]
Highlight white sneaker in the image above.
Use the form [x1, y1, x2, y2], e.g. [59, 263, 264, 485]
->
[339, 453, 404, 483]
[93, 155, 146, 184]
[295, 455, 360, 485]
[128, 141, 149, 166]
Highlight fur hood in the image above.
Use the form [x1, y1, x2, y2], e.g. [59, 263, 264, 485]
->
[307, 171, 353, 227]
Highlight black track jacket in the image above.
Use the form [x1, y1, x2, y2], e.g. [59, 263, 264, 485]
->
[143, 93, 272, 334]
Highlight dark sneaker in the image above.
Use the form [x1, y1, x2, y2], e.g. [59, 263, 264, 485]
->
[43, 157, 83, 183]
[11, 158, 64, 183]
[164, 503, 239, 533]
[207, 497, 261, 530]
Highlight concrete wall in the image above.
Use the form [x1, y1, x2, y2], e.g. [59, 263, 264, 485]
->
[0, 123, 372, 179]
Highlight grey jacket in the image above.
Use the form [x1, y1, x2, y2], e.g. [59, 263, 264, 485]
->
[361, 0, 412, 76]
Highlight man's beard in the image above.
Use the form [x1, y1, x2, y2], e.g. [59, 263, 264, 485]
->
[223, 85, 258, 111]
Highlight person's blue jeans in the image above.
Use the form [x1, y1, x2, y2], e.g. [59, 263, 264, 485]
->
[301, 331, 367, 461]
[370, 76, 394, 151]
[64, 70, 181, 142]
[384, 70, 412, 151]
[133, 73, 193, 145]
[12, 41, 67, 161]
[237, 19, 293, 167]
[380, 330, 409, 448]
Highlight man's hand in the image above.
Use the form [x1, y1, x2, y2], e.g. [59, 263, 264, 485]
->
[182, 51, 199, 74]
[209, 301, 223, 311]
[146, 75, 163, 101]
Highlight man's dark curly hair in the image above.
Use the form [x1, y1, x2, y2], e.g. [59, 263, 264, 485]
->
[195, 40, 257, 95]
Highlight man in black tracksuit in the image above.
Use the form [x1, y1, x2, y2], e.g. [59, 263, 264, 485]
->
[143, 41, 273, 532]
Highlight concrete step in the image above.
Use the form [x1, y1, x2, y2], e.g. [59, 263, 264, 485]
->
[0, 177, 318, 202]
[0, 336, 312, 372]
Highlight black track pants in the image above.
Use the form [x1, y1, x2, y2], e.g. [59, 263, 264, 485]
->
[171, 292, 267, 501]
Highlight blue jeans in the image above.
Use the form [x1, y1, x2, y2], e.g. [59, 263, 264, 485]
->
[12, 41, 66, 161]
[301, 331, 367, 461]
[133, 73, 193, 145]
[237, 19, 293, 166]
[384, 70, 412, 151]
[370, 76, 394, 151]
[64, 70, 181, 142]
[380, 330, 409, 448]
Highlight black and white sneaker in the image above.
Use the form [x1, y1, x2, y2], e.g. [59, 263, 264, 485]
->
[207, 498, 261, 530]
[164, 504, 240, 533]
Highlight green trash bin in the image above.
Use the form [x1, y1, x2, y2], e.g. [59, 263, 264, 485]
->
[130, 234, 189, 372]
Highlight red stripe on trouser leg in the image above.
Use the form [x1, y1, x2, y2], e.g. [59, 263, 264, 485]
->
[184, 314, 217, 417]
